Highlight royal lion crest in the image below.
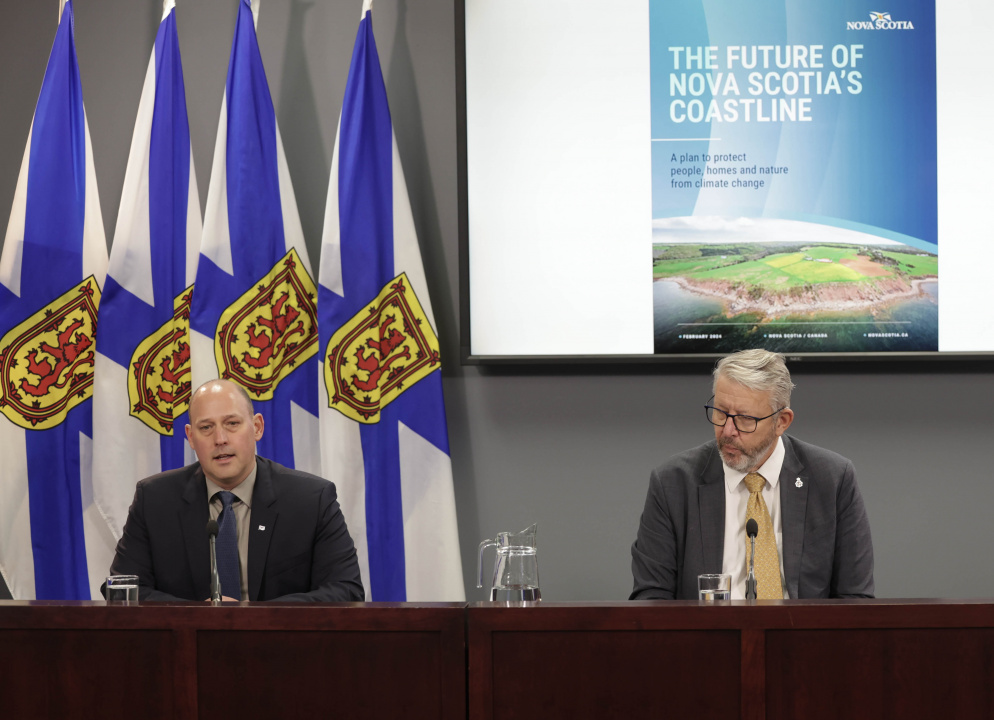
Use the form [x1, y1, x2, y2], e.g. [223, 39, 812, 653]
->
[0, 277, 101, 430]
[215, 248, 318, 399]
[324, 273, 440, 424]
[128, 287, 193, 434]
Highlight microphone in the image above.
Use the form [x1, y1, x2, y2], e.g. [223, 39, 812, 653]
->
[745, 518, 758, 600]
[206, 519, 222, 602]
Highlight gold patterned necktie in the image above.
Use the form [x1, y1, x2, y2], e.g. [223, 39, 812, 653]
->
[744, 472, 783, 599]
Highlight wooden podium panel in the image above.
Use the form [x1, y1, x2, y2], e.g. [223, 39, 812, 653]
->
[199, 629, 449, 717]
[0, 626, 176, 719]
[469, 603, 745, 720]
[489, 628, 739, 718]
[0, 601, 466, 720]
[760, 601, 994, 719]
[766, 627, 994, 719]
[469, 600, 994, 720]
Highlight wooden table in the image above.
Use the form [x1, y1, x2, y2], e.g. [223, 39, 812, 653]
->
[0, 601, 466, 720]
[468, 600, 994, 720]
[4, 599, 993, 719]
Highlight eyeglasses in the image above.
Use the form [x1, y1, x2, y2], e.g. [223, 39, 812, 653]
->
[704, 396, 785, 433]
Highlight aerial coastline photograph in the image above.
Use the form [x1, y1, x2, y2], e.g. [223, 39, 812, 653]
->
[652, 217, 938, 354]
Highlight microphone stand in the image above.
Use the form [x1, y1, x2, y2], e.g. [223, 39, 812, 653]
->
[205, 517, 224, 603]
[745, 534, 757, 600]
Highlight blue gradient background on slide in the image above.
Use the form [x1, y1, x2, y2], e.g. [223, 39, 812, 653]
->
[651, 0, 937, 252]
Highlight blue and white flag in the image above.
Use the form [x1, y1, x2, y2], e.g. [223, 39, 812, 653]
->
[92, 1, 201, 552]
[190, 0, 320, 473]
[0, 0, 109, 599]
[319, 0, 464, 601]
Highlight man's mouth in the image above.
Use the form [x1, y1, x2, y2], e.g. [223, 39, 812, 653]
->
[214, 453, 234, 461]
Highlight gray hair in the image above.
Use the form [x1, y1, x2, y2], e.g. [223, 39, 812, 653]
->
[712, 349, 795, 412]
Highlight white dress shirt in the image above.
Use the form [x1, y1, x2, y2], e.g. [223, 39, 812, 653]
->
[721, 436, 789, 599]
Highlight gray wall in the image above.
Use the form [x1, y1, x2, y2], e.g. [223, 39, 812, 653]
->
[1, 0, 990, 602]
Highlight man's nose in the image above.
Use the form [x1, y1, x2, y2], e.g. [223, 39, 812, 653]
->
[721, 417, 739, 437]
[214, 427, 228, 444]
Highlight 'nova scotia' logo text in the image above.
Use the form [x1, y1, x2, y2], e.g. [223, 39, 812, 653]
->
[848, 12, 914, 30]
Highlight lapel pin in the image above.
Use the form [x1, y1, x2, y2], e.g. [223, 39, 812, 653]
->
[258, 525, 266, 531]
[795, 478, 803, 488]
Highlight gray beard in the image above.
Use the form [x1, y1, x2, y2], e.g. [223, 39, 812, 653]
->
[718, 433, 777, 473]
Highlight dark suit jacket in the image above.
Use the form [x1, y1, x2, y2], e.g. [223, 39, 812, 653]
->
[109, 457, 364, 602]
[630, 435, 874, 600]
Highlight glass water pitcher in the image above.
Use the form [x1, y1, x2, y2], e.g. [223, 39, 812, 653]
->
[477, 524, 541, 602]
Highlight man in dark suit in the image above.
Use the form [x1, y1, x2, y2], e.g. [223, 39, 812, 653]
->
[630, 350, 874, 600]
[109, 379, 364, 602]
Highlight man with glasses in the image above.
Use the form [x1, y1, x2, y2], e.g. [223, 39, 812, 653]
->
[630, 349, 874, 600]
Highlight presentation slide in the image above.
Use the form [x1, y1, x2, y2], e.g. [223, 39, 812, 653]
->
[463, 0, 994, 359]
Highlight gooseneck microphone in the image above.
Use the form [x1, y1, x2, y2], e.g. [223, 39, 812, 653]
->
[745, 518, 758, 600]
[206, 519, 222, 602]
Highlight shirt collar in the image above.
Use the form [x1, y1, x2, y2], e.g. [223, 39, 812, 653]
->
[723, 435, 785, 493]
[206, 459, 257, 509]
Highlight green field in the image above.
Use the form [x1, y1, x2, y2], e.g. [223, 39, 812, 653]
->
[805, 246, 856, 261]
[765, 252, 804, 268]
[880, 250, 938, 276]
[652, 243, 936, 289]
[652, 254, 744, 278]
[694, 260, 796, 285]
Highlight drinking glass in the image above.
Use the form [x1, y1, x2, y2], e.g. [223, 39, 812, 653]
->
[105, 575, 139, 604]
[698, 573, 731, 602]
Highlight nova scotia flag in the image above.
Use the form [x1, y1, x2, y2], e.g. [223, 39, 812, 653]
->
[190, 0, 320, 474]
[92, 1, 201, 551]
[319, 0, 464, 600]
[0, 0, 110, 599]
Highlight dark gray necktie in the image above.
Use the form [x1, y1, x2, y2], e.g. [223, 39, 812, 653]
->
[215, 491, 241, 600]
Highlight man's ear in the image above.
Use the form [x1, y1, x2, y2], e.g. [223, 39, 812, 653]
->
[775, 407, 794, 436]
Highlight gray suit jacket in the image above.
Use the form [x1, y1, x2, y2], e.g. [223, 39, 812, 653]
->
[110, 457, 364, 602]
[630, 435, 874, 600]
